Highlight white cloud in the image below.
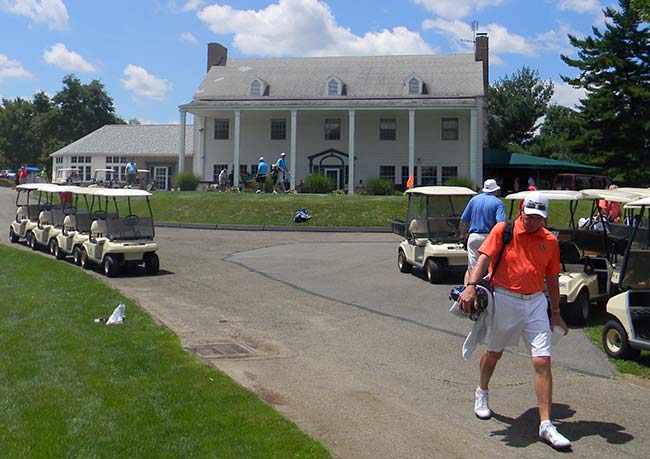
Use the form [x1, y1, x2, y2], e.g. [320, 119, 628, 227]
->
[556, 0, 602, 15]
[2, 0, 69, 30]
[552, 80, 586, 108]
[179, 32, 198, 44]
[197, 0, 435, 56]
[0, 53, 33, 82]
[121, 64, 171, 100]
[42, 43, 96, 72]
[182, 0, 204, 11]
[413, 0, 506, 19]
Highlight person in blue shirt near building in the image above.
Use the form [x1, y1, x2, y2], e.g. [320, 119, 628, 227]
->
[256, 156, 268, 193]
[273, 152, 289, 193]
[459, 178, 506, 283]
[125, 158, 137, 187]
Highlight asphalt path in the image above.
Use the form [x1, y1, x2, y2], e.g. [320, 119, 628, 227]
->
[2, 186, 649, 458]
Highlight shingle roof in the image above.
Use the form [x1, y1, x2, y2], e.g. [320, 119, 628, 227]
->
[193, 53, 484, 101]
[50, 125, 193, 157]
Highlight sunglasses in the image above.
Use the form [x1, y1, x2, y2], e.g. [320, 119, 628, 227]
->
[525, 201, 547, 211]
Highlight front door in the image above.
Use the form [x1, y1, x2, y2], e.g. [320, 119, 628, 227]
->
[153, 166, 169, 190]
[324, 168, 340, 190]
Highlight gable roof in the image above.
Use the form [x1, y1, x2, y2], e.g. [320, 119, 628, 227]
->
[50, 125, 193, 158]
[192, 53, 484, 104]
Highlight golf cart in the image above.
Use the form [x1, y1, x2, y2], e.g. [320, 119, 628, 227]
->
[90, 168, 121, 188]
[51, 187, 92, 261]
[53, 168, 82, 186]
[27, 183, 77, 253]
[77, 187, 159, 277]
[394, 186, 476, 283]
[8, 184, 41, 244]
[135, 169, 154, 191]
[602, 196, 650, 360]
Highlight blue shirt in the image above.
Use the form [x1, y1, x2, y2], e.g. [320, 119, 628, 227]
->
[276, 158, 287, 171]
[460, 192, 506, 234]
[258, 161, 268, 175]
[126, 162, 137, 175]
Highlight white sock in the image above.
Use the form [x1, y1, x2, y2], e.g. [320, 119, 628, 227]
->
[540, 419, 552, 429]
[476, 387, 488, 395]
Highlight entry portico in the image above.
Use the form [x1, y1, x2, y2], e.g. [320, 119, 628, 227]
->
[180, 37, 489, 193]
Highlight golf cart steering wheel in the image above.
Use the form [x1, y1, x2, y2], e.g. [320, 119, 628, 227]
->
[92, 210, 107, 220]
[123, 214, 139, 226]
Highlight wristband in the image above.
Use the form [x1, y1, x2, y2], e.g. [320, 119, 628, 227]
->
[550, 307, 560, 314]
[466, 282, 479, 287]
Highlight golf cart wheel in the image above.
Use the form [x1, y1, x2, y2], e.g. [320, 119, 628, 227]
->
[9, 226, 19, 243]
[73, 246, 83, 266]
[80, 249, 91, 270]
[426, 258, 444, 284]
[397, 249, 412, 273]
[563, 289, 590, 326]
[48, 238, 56, 255]
[602, 320, 641, 360]
[28, 232, 38, 250]
[52, 239, 65, 260]
[143, 252, 160, 275]
[104, 254, 120, 277]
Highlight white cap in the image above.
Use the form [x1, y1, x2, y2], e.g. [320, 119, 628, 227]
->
[523, 191, 549, 218]
[482, 178, 500, 193]
[280, 152, 286, 156]
[259, 156, 264, 161]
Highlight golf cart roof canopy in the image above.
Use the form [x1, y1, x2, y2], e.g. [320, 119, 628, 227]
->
[624, 196, 650, 209]
[617, 187, 650, 196]
[73, 187, 152, 198]
[404, 186, 476, 196]
[16, 184, 43, 191]
[36, 183, 80, 193]
[505, 189, 585, 201]
[580, 188, 648, 202]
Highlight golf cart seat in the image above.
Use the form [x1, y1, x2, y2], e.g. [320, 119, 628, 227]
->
[409, 218, 429, 247]
[559, 240, 582, 271]
[91, 219, 108, 240]
[38, 210, 53, 228]
[63, 214, 77, 234]
[16, 206, 28, 222]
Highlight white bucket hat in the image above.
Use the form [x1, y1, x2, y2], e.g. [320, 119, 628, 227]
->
[482, 179, 500, 193]
[523, 191, 549, 218]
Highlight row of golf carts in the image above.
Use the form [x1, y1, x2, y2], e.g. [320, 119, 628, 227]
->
[54, 168, 155, 190]
[394, 186, 650, 360]
[9, 183, 159, 277]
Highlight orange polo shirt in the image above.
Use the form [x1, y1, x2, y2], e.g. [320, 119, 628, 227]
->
[479, 217, 560, 294]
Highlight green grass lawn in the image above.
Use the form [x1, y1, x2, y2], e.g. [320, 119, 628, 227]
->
[0, 246, 331, 458]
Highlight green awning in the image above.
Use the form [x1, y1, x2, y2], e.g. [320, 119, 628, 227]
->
[483, 148, 601, 171]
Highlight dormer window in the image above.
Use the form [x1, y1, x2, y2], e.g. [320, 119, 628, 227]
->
[324, 75, 345, 96]
[404, 73, 424, 95]
[250, 77, 268, 96]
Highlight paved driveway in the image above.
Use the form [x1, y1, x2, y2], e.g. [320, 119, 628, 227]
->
[1, 186, 649, 459]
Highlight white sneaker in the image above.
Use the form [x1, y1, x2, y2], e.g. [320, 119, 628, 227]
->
[272, 190, 277, 194]
[539, 421, 571, 450]
[474, 388, 492, 419]
[255, 190, 262, 193]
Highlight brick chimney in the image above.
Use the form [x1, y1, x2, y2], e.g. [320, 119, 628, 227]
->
[474, 33, 489, 147]
[207, 43, 228, 72]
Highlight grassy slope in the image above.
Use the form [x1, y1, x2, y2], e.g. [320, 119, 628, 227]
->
[0, 246, 330, 458]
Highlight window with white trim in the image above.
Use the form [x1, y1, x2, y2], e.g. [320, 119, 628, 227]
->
[324, 118, 341, 140]
[408, 78, 420, 94]
[327, 79, 339, 96]
[379, 166, 395, 183]
[251, 80, 261, 96]
[106, 156, 127, 179]
[441, 166, 458, 184]
[379, 118, 397, 141]
[401, 166, 417, 186]
[271, 119, 286, 140]
[421, 166, 437, 185]
[71, 155, 92, 181]
[214, 119, 229, 140]
[213, 164, 228, 182]
[441, 118, 459, 140]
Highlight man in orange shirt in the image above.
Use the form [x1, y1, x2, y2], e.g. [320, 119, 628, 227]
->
[458, 191, 571, 450]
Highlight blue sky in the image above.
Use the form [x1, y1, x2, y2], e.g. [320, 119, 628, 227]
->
[0, 0, 613, 125]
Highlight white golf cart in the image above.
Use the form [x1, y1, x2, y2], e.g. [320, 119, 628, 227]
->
[51, 187, 93, 261]
[77, 187, 159, 277]
[8, 183, 41, 244]
[27, 183, 78, 253]
[53, 168, 82, 186]
[602, 196, 650, 360]
[394, 186, 476, 283]
[90, 168, 121, 188]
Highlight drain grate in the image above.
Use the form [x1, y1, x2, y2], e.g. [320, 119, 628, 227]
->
[186, 341, 254, 359]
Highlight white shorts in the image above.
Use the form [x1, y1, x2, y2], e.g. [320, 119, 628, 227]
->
[486, 289, 552, 357]
[467, 233, 488, 269]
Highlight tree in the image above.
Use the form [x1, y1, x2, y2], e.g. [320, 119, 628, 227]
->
[0, 98, 41, 169]
[561, 0, 650, 185]
[528, 105, 584, 161]
[488, 66, 554, 149]
[631, 0, 650, 19]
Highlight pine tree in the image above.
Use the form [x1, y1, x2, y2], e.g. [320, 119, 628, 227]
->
[561, 0, 650, 185]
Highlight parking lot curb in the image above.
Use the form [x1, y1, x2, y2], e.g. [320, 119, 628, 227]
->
[156, 221, 391, 233]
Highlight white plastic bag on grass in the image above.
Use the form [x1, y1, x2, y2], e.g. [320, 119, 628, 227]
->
[106, 304, 126, 325]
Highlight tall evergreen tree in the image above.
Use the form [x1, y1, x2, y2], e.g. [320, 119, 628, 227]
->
[561, 0, 650, 185]
[488, 66, 554, 149]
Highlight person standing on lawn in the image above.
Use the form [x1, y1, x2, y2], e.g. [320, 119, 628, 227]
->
[274, 152, 289, 193]
[256, 157, 268, 193]
[459, 178, 506, 283]
[458, 191, 571, 451]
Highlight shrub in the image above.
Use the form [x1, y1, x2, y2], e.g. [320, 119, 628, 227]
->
[365, 177, 395, 195]
[302, 174, 333, 194]
[173, 172, 200, 191]
[444, 177, 476, 190]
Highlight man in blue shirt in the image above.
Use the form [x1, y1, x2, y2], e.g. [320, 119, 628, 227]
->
[273, 152, 289, 193]
[256, 156, 268, 193]
[460, 178, 506, 282]
[125, 158, 137, 187]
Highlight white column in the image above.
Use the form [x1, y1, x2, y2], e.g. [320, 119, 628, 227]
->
[408, 110, 415, 187]
[233, 110, 241, 188]
[470, 108, 478, 186]
[194, 116, 205, 179]
[348, 110, 355, 195]
[178, 110, 187, 174]
[290, 110, 297, 190]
